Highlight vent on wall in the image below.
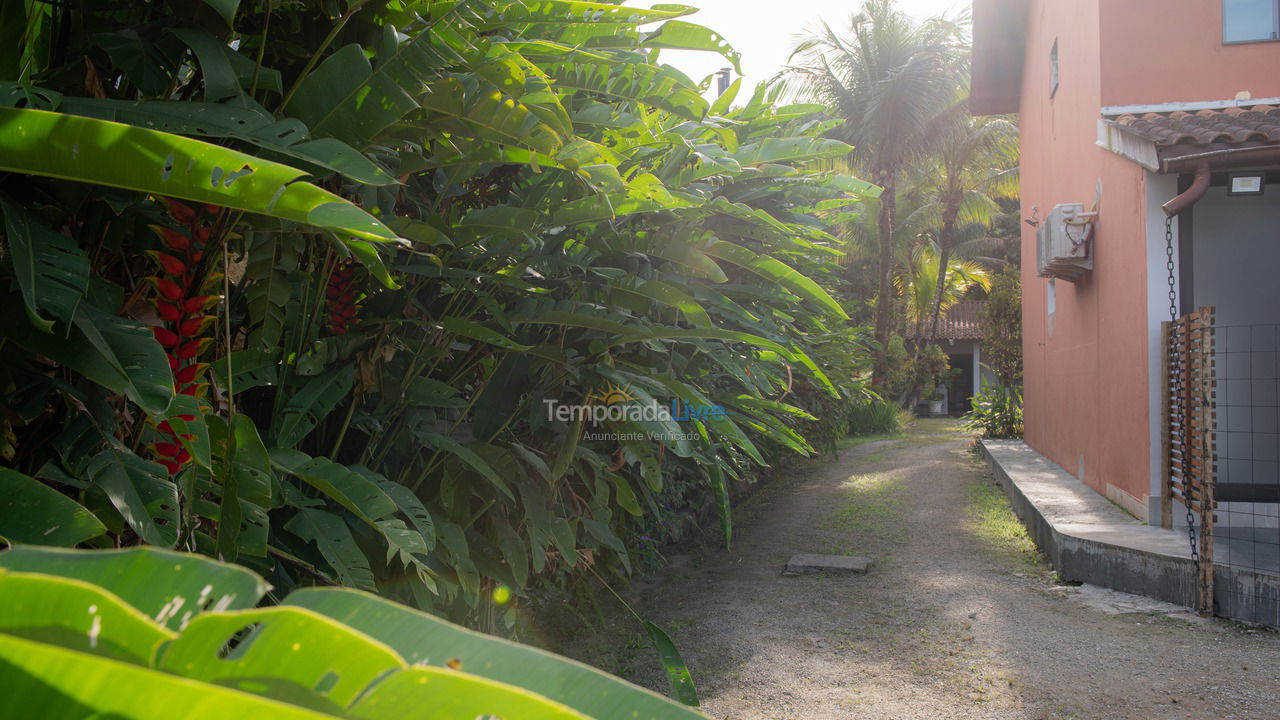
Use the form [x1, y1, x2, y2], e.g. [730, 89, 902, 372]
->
[1036, 203, 1095, 282]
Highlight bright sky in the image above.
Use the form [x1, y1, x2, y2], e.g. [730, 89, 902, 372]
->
[655, 0, 968, 98]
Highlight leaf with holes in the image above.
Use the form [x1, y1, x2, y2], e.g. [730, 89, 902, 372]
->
[0, 633, 337, 720]
[0, 570, 174, 664]
[0, 107, 399, 243]
[158, 607, 403, 712]
[0, 546, 268, 629]
[287, 587, 707, 719]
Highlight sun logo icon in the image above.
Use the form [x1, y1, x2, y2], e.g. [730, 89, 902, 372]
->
[586, 382, 635, 407]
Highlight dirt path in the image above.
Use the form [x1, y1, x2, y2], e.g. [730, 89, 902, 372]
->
[564, 419, 1280, 719]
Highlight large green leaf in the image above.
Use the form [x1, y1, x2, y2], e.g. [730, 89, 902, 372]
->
[200, 0, 240, 26]
[0, 546, 268, 629]
[286, 587, 707, 720]
[158, 607, 403, 711]
[545, 62, 708, 121]
[0, 570, 173, 664]
[52, 96, 395, 186]
[275, 364, 354, 448]
[553, 172, 695, 224]
[74, 305, 177, 415]
[0, 469, 105, 546]
[703, 241, 849, 319]
[0, 195, 88, 333]
[731, 136, 852, 166]
[86, 449, 178, 548]
[420, 77, 563, 155]
[0, 301, 174, 415]
[0, 633, 336, 720]
[286, 23, 467, 149]
[244, 231, 298, 351]
[643, 620, 699, 707]
[351, 666, 592, 719]
[270, 449, 398, 523]
[284, 509, 378, 592]
[479, 1, 696, 26]
[420, 432, 515, 502]
[642, 20, 741, 74]
[0, 107, 400, 242]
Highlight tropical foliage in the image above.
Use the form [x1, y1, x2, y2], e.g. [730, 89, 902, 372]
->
[964, 382, 1023, 439]
[896, 241, 991, 338]
[979, 267, 1023, 388]
[0, 544, 702, 719]
[779, 1, 1020, 407]
[778, 0, 969, 384]
[0, 0, 879, 652]
[967, 268, 1023, 438]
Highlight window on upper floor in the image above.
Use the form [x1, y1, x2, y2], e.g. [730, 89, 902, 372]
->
[1224, 0, 1280, 43]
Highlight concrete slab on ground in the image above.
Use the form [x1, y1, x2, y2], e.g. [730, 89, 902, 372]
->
[979, 439, 1280, 627]
[783, 553, 870, 576]
[1056, 583, 1201, 621]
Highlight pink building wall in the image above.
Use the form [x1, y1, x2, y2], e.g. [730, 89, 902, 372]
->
[1019, 0, 1280, 515]
[1099, 0, 1280, 106]
[1019, 0, 1152, 511]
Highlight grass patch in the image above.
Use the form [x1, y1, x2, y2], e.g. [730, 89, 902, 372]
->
[836, 432, 907, 451]
[827, 472, 910, 548]
[966, 478, 1044, 572]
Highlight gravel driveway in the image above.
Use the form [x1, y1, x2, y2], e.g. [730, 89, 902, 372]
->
[562, 419, 1280, 719]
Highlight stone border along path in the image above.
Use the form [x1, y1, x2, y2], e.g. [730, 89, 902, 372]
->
[558, 418, 1280, 720]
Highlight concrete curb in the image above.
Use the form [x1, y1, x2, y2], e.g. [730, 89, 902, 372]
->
[977, 438, 1280, 626]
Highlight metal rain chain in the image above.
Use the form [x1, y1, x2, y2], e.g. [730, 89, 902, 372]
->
[1166, 217, 1201, 583]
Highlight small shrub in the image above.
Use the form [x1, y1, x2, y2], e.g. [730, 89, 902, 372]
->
[846, 398, 904, 437]
[963, 383, 1023, 439]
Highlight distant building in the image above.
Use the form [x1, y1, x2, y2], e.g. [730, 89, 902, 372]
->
[909, 300, 998, 414]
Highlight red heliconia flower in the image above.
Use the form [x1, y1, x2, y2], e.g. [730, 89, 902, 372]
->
[183, 295, 220, 315]
[146, 199, 224, 476]
[165, 199, 198, 225]
[324, 260, 364, 336]
[152, 327, 180, 347]
[152, 277, 184, 302]
[158, 228, 190, 252]
[156, 301, 183, 322]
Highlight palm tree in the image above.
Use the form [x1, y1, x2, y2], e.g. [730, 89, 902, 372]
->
[778, 0, 968, 387]
[896, 240, 993, 340]
[916, 114, 1019, 341]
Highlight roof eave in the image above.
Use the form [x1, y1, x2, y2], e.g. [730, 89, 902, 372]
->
[970, 0, 1030, 116]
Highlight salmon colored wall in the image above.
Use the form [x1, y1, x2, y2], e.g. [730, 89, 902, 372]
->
[1019, 0, 1153, 508]
[1099, 0, 1280, 106]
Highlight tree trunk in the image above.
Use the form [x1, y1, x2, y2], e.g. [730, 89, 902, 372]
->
[871, 172, 897, 389]
[926, 205, 960, 342]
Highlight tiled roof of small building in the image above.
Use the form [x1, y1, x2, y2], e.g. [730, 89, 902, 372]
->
[1108, 104, 1280, 168]
[1113, 104, 1280, 147]
[911, 300, 986, 341]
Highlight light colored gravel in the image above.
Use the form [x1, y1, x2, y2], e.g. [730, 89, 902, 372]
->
[562, 419, 1280, 720]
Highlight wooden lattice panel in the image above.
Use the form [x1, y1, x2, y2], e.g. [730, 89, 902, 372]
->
[1165, 307, 1216, 514]
[1162, 306, 1216, 615]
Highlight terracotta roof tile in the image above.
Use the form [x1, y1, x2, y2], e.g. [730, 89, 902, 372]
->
[1114, 104, 1280, 147]
[911, 300, 986, 341]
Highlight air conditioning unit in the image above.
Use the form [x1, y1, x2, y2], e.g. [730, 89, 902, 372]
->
[1036, 203, 1095, 282]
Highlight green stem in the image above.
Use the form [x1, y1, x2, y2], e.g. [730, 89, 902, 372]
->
[249, 0, 272, 100]
[276, 0, 369, 116]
